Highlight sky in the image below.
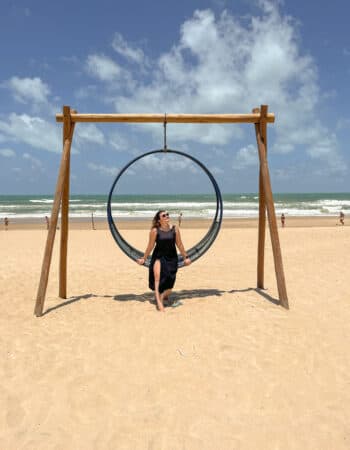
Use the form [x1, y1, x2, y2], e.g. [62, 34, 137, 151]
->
[0, 0, 349, 195]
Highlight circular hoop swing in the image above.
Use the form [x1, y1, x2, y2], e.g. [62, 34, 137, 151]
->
[107, 148, 223, 268]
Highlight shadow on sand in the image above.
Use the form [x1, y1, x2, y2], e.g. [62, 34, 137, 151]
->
[228, 288, 280, 306]
[42, 287, 280, 316]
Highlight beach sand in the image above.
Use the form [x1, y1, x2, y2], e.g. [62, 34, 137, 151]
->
[1, 218, 350, 449]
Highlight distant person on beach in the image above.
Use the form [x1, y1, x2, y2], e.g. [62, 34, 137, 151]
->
[4, 217, 9, 230]
[45, 216, 50, 230]
[136, 210, 191, 312]
[178, 212, 183, 227]
[339, 211, 345, 226]
[281, 213, 285, 228]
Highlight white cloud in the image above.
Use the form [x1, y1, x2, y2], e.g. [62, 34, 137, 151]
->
[169, 123, 239, 146]
[0, 114, 102, 155]
[112, 7, 314, 145]
[99, 4, 345, 174]
[75, 124, 105, 146]
[336, 117, 350, 130]
[86, 54, 122, 81]
[87, 162, 120, 176]
[307, 132, 347, 175]
[0, 113, 61, 153]
[233, 144, 258, 170]
[75, 84, 98, 100]
[23, 152, 45, 171]
[109, 131, 129, 151]
[112, 32, 146, 65]
[5, 76, 50, 104]
[136, 154, 198, 174]
[210, 166, 224, 175]
[272, 167, 294, 180]
[0, 148, 16, 157]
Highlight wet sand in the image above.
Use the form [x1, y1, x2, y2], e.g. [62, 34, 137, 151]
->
[2, 215, 345, 230]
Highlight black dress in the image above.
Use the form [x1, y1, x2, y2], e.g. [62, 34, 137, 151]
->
[149, 226, 178, 294]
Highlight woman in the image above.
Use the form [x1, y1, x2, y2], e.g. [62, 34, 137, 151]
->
[137, 210, 191, 311]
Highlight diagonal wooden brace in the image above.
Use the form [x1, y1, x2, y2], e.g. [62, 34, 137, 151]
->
[255, 122, 289, 309]
[34, 134, 74, 316]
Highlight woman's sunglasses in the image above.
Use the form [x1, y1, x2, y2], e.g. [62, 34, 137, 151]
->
[160, 213, 169, 218]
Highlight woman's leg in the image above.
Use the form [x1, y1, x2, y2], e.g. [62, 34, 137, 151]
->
[162, 289, 173, 304]
[153, 260, 164, 311]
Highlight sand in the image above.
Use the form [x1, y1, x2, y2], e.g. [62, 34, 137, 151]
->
[1, 218, 350, 449]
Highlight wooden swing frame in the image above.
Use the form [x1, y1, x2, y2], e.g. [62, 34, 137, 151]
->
[34, 104, 289, 316]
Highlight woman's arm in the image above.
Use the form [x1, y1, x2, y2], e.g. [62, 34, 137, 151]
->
[136, 228, 157, 265]
[175, 226, 191, 266]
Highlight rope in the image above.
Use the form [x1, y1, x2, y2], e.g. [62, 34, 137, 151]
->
[163, 113, 167, 151]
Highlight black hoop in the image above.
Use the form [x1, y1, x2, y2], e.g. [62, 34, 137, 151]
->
[107, 149, 223, 268]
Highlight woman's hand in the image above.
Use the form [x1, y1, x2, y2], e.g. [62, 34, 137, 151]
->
[184, 257, 191, 266]
[137, 257, 145, 265]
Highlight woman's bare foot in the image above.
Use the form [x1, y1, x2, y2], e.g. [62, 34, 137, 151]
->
[156, 303, 165, 312]
[155, 288, 164, 311]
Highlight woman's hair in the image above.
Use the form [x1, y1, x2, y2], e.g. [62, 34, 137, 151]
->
[151, 210, 166, 229]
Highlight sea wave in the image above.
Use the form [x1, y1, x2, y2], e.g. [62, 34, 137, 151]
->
[1, 194, 349, 219]
[29, 199, 53, 204]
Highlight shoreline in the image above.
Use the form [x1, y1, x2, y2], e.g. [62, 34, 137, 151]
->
[1, 215, 345, 230]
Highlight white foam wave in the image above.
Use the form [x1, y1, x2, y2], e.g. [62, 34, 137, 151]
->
[29, 199, 81, 203]
[2, 195, 349, 219]
[29, 199, 53, 204]
[314, 199, 350, 207]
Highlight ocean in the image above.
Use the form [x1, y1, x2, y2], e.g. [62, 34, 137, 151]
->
[0, 193, 349, 220]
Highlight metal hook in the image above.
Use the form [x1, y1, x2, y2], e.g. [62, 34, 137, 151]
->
[163, 113, 167, 151]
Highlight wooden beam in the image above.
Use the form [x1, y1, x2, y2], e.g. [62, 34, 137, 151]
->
[254, 122, 289, 309]
[56, 113, 275, 124]
[59, 106, 76, 299]
[34, 136, 74, 317]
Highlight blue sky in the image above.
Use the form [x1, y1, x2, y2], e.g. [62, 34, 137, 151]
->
[0, 0, 349, 195]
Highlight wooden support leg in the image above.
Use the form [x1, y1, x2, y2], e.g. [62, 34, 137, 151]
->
[34, 137, 73, 317]
[59, 106, 75, 299]
[257, 169, 266, 288]
[255, 121, 289, 309]
[59, 156, 70, 299]
[254, 106, 268, 289]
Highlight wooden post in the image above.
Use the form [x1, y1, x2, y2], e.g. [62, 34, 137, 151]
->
[34, 135, 74, 316]
[254, 116, 289, 309]
[59, 106, 75, 298]
[254, 106, 268, 289]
